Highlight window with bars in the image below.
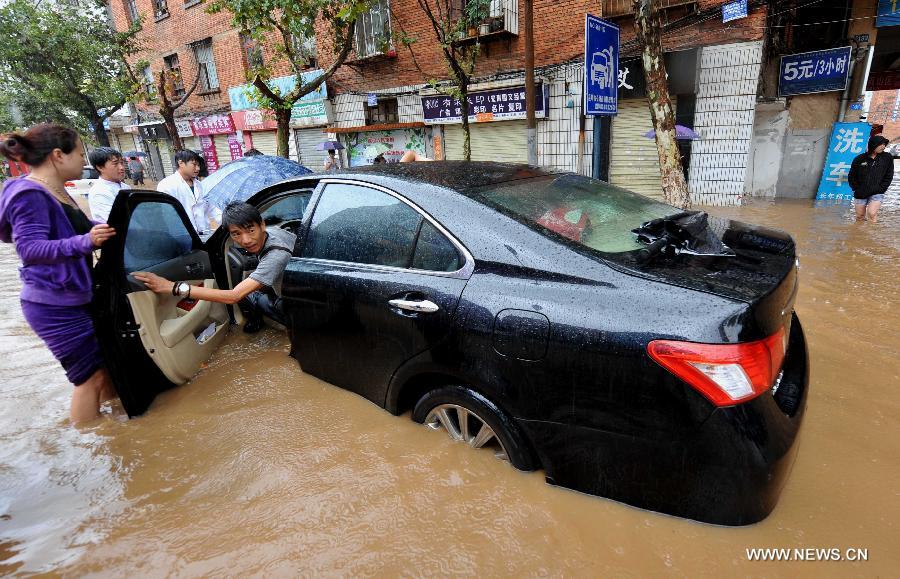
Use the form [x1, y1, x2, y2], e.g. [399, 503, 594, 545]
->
[240, 32, 264, 70]
[142, 66, 156, 98]
[192, 39, 220, 92]
[354, 0, 392, 59]
[123, 0, 138, 23]
[163, 54, 185, 98]
[154, 0, 168, 19]
[365, 98, 398, 125]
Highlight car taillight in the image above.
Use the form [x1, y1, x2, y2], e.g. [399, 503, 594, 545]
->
[647, 327, 786, 407]
[64, 182, 75, 188]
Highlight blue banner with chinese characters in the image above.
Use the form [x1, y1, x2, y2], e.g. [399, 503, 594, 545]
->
[722, 0, 747, 23]
[421, 85, 548, 124]
[816, 122, 872, 200]
[778, 47, 852, 97]
[876, 0, 900, 28]
[228, 70, 327, 111]
[584, 14, 619, 116]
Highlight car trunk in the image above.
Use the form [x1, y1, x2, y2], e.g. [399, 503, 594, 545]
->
[604, 215, 798, 337]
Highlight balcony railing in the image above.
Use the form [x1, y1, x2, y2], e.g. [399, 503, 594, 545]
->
[603, 0, 696, 18]
[454, 0, 518, 42]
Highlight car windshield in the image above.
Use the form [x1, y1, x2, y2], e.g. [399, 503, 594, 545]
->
[469, 173, 674, 253]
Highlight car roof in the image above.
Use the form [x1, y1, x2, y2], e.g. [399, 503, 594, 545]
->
[344, 161, 558, 192]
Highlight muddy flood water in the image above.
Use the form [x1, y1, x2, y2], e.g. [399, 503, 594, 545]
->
[1, 191, 898, 577]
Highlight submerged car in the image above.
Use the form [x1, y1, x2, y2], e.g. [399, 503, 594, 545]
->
[94, 162, 808, 526]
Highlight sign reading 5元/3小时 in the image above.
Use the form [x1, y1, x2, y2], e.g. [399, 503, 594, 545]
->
[778, 47, 852, 97]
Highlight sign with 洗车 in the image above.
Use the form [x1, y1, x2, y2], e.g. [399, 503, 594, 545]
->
[778, 47, 852, 97]
[816, 122, 871, 200]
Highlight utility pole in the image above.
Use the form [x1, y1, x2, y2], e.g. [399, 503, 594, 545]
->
[525, 0, 537, 165]
[632, 0, 690, 208]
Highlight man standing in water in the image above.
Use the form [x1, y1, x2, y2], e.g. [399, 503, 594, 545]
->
[848, 135, 893, 223]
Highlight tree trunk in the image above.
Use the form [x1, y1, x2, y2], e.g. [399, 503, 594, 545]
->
[275, 108, 291, 159]
[91, 115, 111, 147]
[633, 0, 690, 208]
[158, 71, 184, 151]
[459, 85, 471, 161]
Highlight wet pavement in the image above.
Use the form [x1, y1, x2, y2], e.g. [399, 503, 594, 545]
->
[0, 187, 898, 576]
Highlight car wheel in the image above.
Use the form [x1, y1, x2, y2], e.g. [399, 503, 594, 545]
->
[412, 385, 536, 471]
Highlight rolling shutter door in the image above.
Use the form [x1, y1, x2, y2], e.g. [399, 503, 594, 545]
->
[294, 127, 326, 169]
[444, 120, 528, 162]
[609, 98, 675, 201]
[159, 141, 174, 177]
[118, 133, 137, 154]
[213, 134, 231, 166]
[182, 136, 200, 153]
[250, 131, 278, 156]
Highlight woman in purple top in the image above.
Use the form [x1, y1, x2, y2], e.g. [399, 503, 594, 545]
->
[0, 124, 117, 424]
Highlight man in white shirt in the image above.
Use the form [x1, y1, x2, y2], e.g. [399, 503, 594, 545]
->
[157, 149, 221, 235]
[87, 147, 130, 222]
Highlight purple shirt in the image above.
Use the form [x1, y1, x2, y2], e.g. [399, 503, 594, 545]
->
[0, 178, 95, 306]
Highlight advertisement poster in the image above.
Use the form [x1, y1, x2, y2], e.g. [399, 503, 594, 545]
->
[227, 133, 243, 161]
[345, 128, 427, 167]
[816, 122, 871, 200]
[199, 135, 220, 173]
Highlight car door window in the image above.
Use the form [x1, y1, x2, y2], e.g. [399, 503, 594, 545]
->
[124, 201, 195, 273]
[411, 220, 461, 272]
[261, 192, 311, 227]
[302, 183, 422, 267]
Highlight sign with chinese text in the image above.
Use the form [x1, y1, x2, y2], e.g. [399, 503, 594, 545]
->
[138, 123, 169, 141]
[722, 0, 747, 23]
[617, 50, 698, 99]
[191, 115, 235, 136]
[228, 70, 327, 111]
[289, 100, 330, 127]
[232, 110, 279, 131]
[816, 122, 871, 200]
[421, 85, 548, 124]
[199, 135, 220, 173]
[867, 70, 900, 91]
[876, 0, 900, 27]
[778, 47, 852, 97]
[584, 14, 619, 115]
[227, 133, 243, 161]
[174, 120, 193, 138]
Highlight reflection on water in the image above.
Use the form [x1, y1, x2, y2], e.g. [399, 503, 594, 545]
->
[0, 193, 898, 576]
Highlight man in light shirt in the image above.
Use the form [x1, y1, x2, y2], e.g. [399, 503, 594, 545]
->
[87, 147, 130, 223]
[156, 149, 221, 235]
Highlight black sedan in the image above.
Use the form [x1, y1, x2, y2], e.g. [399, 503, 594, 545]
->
[94, 162, 808, 526]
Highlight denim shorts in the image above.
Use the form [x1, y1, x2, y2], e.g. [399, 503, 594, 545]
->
[854, 194, 884, 205]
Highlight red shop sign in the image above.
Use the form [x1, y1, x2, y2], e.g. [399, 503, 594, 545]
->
[199, 135, 219, 173]
[231, 110, 278, 131]
[191, 114, 236, 136]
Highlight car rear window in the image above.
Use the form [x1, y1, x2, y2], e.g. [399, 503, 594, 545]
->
[469, 174, 673, 253]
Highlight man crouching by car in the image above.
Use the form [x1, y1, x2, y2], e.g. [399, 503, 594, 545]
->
[133, 202, 296, 333]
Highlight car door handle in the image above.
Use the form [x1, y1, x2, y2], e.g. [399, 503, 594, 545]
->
[388, 298, 440, 314]
[185, 262, 204, 276]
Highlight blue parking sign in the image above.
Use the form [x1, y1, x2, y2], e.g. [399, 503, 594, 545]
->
[584, 15, 619, 116]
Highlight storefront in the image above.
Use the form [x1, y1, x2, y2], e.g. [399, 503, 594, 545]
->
[422, 83, 549, 162]
[137, 121, 172, 181]
[177, 119, 199, 153]
[229, 69, 331, 165]
[608, 50, 697, 201]
[190, 114, 238, 173]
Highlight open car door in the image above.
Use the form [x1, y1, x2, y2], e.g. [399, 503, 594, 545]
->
[93, 190, 230, 417]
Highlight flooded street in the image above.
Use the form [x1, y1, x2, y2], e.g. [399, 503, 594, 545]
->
[1, 193, 898, 577]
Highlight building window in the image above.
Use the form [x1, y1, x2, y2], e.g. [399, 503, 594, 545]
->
[192, 39, 220, 92]
[163, 54, 185, 98]
[354, 0, 392, 59]
[365, 98, 398, 125]
[142, 66, 156, 97]
[292, 32, 318, 69]
[154, 0, 169, 19]
[240, 32, 264, 70]
[184, 0, 203, 8]
[123, 0, 138, 24]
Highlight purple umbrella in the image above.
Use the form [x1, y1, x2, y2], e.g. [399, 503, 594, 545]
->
[644, 125, 700, 140]
[315, 140, 345, 151]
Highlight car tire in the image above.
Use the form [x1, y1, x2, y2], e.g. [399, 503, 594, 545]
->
[412, 385, 536, 471]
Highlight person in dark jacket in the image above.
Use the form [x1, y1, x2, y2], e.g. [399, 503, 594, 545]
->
[848, 134, 893, 223]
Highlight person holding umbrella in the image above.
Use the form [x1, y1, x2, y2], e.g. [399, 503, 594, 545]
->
[317, 140, 344, 173]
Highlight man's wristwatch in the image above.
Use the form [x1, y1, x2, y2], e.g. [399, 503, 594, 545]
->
[173, 282, 191, 297]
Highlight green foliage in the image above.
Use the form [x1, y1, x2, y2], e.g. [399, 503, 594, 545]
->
[0, 0, 143, 138]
